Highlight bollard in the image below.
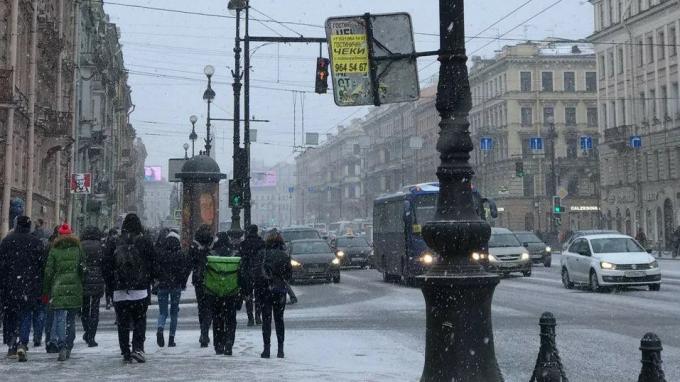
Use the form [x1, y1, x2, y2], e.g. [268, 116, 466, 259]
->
[638, 333, 666, 382]
[530, 312, 568, 382]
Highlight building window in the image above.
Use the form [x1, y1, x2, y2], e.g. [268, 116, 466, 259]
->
[587, 107, 598, 127]
[353, 144, 360, 155]
[599, 55, 606, 79]
[637, 38, 644, 67]
[658, 31, 665, 60]
[520, 71, 532, 92]
[661, 86, 668, 119]
[650, 89, 657, 120]
[602, 103, 608, 128]
[670, 27, 677, 56]
[611, 101, 617, 126]
[608, 51, 615, 77]
[586, 72, 597, 92]
[543, 107, 554, 125]
[617, 47, 624, 74]
[541, 72, 553, 91]
[523, 174, 534, 197]
[568, 177, 579, 195]
[565, 107, 577, 126]
[567, 138, 578, 159]
[521, 107, 533, 127]
[563, 72, 575, 92]
[672, 82, 679, 117]
[647, 35, 654, 63]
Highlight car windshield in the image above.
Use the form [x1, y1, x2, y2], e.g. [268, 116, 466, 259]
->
[292, 241, 332, 254]
[489, 233, 522, 247]
[282, 230, 320, 242]
[336, 237, 369, 247]
[589, 238, 645, 253]
[515, 233, 542, 243]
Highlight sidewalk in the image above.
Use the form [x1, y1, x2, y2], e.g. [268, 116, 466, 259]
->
[652, 250, 679, 260]
[0, 329, 422, 381]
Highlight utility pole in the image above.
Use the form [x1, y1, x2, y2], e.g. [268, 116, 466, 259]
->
[548, 118, 558, 237]
[229, 2, 244, 236]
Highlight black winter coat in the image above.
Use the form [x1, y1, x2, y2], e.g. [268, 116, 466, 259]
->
[155, 238, 189, 290]
[81, 239, 106, 297]
[103, 233, 156, 293]
[189, 242, 211, 287]
[254, 247, 292, 292]
[0, 226, 46, 305]
[239, 234, 265, 285]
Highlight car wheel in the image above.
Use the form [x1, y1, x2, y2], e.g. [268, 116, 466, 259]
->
[522, 270, 532, 277]
[332, 274, 341, 283]
[649, 283, 661, 291]
[561, 268, 574, 289]
[590, 270, 602, 293]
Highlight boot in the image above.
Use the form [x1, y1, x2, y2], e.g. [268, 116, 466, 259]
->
[17, 344, 27, 362]
[260, 347, 270, 359]
[199, 333, 209, 347]
[247, 319, 255, 327]
[57, 348, 68, 362]
[277, 342, 284, 358]
[255, 314, 262, 326]
[168, 336, 176, 347]
[157, 328, 165, 347]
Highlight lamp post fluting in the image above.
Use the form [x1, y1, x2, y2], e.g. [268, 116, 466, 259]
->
[189, 115, 198, 158]
[419, 1, 503, 381]
[203, 65, 216, 156]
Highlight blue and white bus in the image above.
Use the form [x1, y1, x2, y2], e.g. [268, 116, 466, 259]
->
[373, 182, 496, 284]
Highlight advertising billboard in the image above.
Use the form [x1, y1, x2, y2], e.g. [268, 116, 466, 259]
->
[144, 166, 162, 182]
[251, 171, 277, 187]
[70, 173, 92, 194]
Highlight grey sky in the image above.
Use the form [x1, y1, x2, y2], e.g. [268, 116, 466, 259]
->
[103, 0, 593, 178]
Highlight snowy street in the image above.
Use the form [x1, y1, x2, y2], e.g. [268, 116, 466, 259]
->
[1, 255, 679, 381]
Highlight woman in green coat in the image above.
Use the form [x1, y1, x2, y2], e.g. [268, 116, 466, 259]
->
[42, 224, 84, 362]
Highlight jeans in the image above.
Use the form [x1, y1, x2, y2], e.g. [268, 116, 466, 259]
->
[81, 295, 102, 343]
[157, 288, 181, 337]
[195, 287, 212, 343]
[243, 286, 261, 322]
[211, 295, 238, 352]
[114, 299, 148, 356]
[258, 289, 287, 348]
[2, 300, 28, 349]
[19, 301, 45, 345]
[44, 309, 53, 344]
[50, 309, 77, 351]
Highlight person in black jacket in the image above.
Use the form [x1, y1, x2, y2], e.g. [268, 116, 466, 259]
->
[189, 224, 215, 347]
[154, 231, 189, 348]
[207, 233, 241, 355]
[102, 213, 156, 363]
[80, 226, 105, 347]
[255, 231, 293, 359]
[239, 225, 265, 326]
[0, 216, 45, 361]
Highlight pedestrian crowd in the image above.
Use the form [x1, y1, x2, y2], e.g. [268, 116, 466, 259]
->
[0, 214, 294, 364]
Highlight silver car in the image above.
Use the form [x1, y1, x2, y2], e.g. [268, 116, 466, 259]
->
[486, 228, 532, 277]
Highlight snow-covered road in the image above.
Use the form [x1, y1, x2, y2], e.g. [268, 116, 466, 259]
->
[1, 257, 678, 381]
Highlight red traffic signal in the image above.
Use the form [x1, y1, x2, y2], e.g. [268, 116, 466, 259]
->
[315, 57, 330, 94]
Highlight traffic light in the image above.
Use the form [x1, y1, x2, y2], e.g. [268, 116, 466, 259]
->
[315, 57, 330, 94]
[229, 179, 244, 208]
[552, 196, 565, 214]
[515, 161, 524, 177]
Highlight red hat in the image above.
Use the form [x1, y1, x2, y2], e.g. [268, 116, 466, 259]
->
[58, 223, 72, 236]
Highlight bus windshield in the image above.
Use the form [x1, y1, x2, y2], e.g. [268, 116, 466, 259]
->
[414, 194, 437, 224]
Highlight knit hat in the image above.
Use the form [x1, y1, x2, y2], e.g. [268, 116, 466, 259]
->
[58, 223, 72, 236]
[16, 216, 31, 230]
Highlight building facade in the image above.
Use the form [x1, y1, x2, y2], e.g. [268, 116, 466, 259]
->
[250, 161, 295, 228]
[469, 40, 600, 235]
[589, 0, 680, 247]
[143, 177, 173, 229]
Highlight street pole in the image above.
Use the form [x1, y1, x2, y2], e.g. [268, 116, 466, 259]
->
[243, 1, 252, 228]
[549, 120, 557, 237]
[230, 6, 243, 235]
[419, 1, 503, 381]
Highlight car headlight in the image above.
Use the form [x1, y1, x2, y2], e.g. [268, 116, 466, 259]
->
[332, 258, 340, 265]
[336, 251, 345, 258]
[649, 260, 659, 269]
[521, 252, 530, 261]
[291, 259, 301, 267]
[471, 252, 481, 261]
[488, 254, 498, 263]
[420, 253, 434, 264]
[545, 246, 552, 253]
[600, 261, 616, 270]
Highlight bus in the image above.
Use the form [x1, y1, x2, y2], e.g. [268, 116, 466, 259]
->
[373, 182, 497, 284]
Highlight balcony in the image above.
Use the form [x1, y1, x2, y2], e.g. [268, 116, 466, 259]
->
[603, 125, 631, 151]
[37, 107, 72, 137]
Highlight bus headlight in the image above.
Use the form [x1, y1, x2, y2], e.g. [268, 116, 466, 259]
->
[332, 258, 340, 266]
[291, 259, 301, 267]
[471, 252, 481, 261]
[420, 253, 434, 264]
[336, 251, 345, 258]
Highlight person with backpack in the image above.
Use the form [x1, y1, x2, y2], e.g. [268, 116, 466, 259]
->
[255, 231, 293, 359]
[239, 225, 265, 326]
[80, 226, 106, 347]
[42, 224, 84, 362]
[154, 230, 189, 348]
[203, 234, 243, 355]
[103, 213, 155, 363]
[189, 224, 215, 347]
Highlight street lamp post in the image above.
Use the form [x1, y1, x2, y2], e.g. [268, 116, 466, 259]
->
[203, 65, 216, 156]
[228, 0, 246, 236]
[547, 115, 558, 236]
[419, 1, 503, 381]
[183, 143, 189, 159]
[189, 115, 198, 158]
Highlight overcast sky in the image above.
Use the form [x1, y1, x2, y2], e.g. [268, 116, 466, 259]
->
[103, 0, 593, 178]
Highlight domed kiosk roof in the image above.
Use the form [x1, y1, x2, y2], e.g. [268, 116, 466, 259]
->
[176, 154, 226, 183]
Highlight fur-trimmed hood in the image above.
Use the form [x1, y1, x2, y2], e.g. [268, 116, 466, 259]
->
[52, 235, 81, 249]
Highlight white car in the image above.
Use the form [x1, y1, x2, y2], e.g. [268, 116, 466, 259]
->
[560, 234, 661, 292]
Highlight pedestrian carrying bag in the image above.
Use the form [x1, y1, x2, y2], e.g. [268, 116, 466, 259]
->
[204, 256, 240, 297]
[114, 235, 146, 290]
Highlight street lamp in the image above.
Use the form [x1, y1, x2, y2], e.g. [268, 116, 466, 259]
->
[203, 65, 216, 156]
[189, 115, 198, 158]
[419, 1, 503, 381]
[227, 0, 247, 10]
[183, 143, 189, 159]
[546, 115, 558, 236]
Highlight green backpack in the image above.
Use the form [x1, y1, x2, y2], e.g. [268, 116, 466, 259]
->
[203, 256, 241, 297]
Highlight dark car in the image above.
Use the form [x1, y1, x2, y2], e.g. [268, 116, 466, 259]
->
[331, 236, 372, 268]
[280, 226, 322, 243]
[514, 231, 552, 267]
[289, 239, 341, 283]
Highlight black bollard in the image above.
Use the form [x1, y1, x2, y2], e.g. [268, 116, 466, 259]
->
[530, 312, 568, 382]
[638, 333, 666, 382]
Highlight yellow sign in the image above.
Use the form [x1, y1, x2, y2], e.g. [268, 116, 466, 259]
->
[330, 34, 369, 74]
